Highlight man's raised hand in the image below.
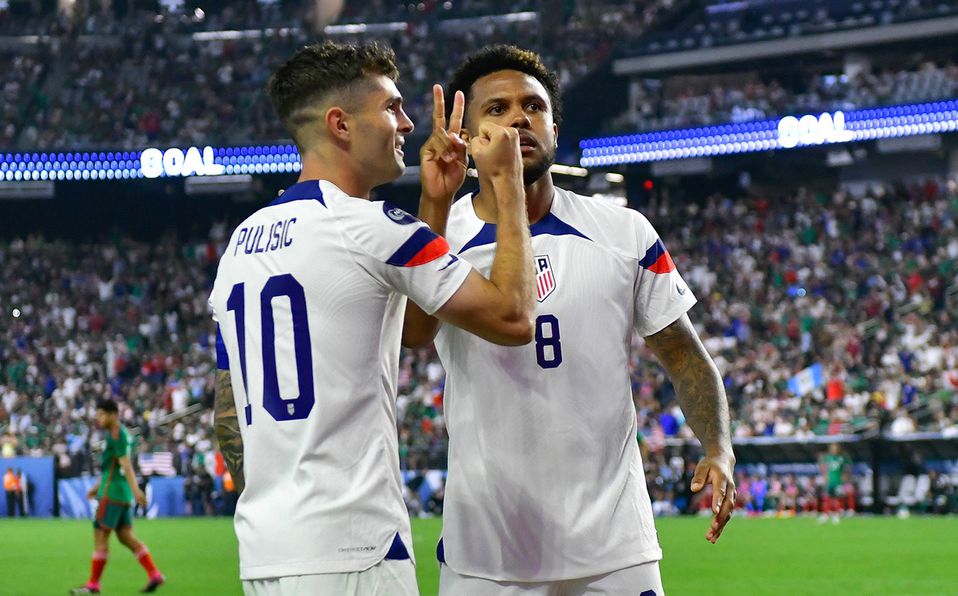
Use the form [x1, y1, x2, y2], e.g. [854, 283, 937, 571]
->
[420, 84, 468, 203]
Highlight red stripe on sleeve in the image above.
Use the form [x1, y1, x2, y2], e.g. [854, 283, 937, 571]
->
[648, 251, 676, 274]
[405, 237, 450, 267]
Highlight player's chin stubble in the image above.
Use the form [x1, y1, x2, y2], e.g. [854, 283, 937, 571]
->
[523, 146, 556, 186]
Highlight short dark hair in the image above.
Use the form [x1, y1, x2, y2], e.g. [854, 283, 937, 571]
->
[267, 41, 399, 148]
[448, 45, 562, 126]
[96, 398, 118, 414]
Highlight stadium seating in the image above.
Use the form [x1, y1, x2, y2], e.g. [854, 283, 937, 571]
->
[612, 59, 958, 134]
[632, 0, 958, 57]
[0, 0, 671, 150]
[0, 50, 47, 150]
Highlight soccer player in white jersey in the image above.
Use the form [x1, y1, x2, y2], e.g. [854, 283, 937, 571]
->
[403, 46, 738, 596]
[210, 41, 537, 596]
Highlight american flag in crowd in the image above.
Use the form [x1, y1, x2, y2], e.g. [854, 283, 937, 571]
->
[138, 452, 176, 476]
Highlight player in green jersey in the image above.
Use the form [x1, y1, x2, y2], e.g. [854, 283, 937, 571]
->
[71, 399, 164, 594]
[819, 443, 850, 524]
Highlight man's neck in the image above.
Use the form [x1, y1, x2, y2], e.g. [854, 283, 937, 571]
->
[473, 174, 555, 225]
[298, 150, 372, 199]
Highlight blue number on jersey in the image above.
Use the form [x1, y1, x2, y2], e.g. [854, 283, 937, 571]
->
[260, 274, 314, 421]
[228, 274, 315, 423]
[226, 283, 252, 425]
[535, 314, 563, 369]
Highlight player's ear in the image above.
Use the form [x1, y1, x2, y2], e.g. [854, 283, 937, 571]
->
[553, 123, 559, 148]
[325, 106, 351, 142]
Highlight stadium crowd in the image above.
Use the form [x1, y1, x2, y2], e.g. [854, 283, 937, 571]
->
[1, 0, 673, 150]
[614, 58, 958, 133]
[0, 49, 48, 151]
[4, 3, 958, 150]
[634, 0, 957, 56]
[2, 176, 956, 514]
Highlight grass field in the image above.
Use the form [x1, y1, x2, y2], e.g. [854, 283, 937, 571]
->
[3, 516, 957, 595]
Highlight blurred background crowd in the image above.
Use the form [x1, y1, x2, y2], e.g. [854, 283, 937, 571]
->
[1, 0, 957, 517]
[2, 177, 955, 515]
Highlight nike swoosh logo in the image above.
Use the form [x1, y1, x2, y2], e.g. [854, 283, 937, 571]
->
[677, 285, 687, 296]
[438, 254, 459, 272]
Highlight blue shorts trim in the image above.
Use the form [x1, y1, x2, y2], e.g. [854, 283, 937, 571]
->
[385, 533, 410, 560]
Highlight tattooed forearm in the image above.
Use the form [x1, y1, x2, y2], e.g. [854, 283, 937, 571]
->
[214, 370, 245, 494]
[645, 314, 733, 455]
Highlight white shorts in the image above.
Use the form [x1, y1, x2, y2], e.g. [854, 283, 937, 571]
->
[439, 560, 664, 596]
[243, 559, 419, 596]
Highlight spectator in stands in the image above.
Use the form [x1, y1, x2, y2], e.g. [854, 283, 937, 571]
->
[781, 474, 800, 516]
[749, 473, 768, 514]
[0, 432, 16, 458]
[889, 408, 917, 436]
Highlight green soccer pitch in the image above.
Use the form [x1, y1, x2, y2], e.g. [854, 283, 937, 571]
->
[2, 516, 956, 595]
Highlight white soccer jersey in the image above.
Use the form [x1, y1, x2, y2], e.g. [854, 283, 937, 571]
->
[435, 187, 697, 582]
[210, 179, 470, 581]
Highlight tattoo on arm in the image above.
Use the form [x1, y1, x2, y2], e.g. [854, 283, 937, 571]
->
[214, 370, 245, 493]
[645, 314, 732, 455]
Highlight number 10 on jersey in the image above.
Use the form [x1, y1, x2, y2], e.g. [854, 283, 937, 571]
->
[226, 274, 315, 424]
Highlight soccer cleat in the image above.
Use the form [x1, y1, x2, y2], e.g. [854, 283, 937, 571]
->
[141, 574, 165, 593]
[69, 586, 100, 595]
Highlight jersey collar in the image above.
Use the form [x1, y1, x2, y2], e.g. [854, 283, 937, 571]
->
[459, 188, 590, 253]
[270, 180, 326, 207]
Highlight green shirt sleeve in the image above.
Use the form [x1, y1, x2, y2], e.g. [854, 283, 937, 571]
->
[115, 427, 133, 460]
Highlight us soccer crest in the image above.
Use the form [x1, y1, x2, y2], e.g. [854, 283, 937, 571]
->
[535, 255, 556, 302]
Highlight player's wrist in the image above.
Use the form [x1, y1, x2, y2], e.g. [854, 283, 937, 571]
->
[488, 176, 523, 206]
[705, 445, 736, 462]
[419, 191, 455, 207]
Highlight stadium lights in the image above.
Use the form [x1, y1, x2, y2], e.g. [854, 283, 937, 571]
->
[463, 164, 587, 178]
[192, 27, 296, 41]
[438, 11, 537, 31]
[324, 22, 407, 35]
[0, 144, 303, 181]
[549, 164, 589, 177]
[20, 95, 956, 182]
[604, 172, 625, 183]
[579, 98, 958, 166]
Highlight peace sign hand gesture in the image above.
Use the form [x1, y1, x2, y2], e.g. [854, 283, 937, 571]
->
[420, 84, 468, 205]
